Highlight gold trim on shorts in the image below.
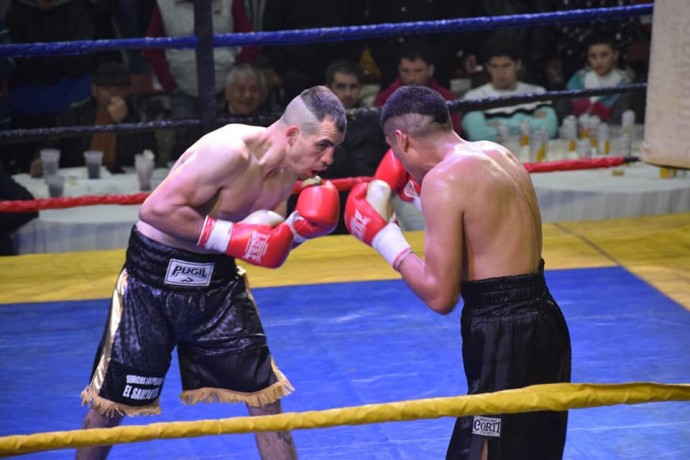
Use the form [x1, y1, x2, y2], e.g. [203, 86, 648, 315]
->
[80, 269, 163, 417]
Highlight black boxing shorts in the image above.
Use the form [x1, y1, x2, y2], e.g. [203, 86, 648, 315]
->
[81, 226, 292, 416]
[446, 260, 571, 460]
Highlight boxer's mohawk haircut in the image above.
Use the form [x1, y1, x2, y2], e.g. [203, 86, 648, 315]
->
[300, 85, 347, 134]
[381, 85, 451, 137]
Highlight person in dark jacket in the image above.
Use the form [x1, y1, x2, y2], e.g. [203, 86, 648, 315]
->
[286, 60, 386, 234]
[0, 162, 38, 255]
[367, 0, 484, 88]
[323, 60, 386, 182]
[4, 0, 95, 173]
[261, 0, 367, 106]
[373, 44, 462, 133]
[52, 61, 157, 173]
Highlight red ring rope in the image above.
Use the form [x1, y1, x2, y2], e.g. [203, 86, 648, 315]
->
[0, 157, 629, 213]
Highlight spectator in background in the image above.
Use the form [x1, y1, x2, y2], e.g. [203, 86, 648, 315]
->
[308, 59, 386, 234]
[542, 0, 650, 91]
[4, 0, 94, 174]
[261, 0, 367, 106]
[143, 0, 259, 160]
[85, 0, 124, 68]
[473, 0, 553, 87]
[235, 0, 284, 112]
[374, 44, 461, 133]
[222, 63, 275, 117]
[367, 1, 484, 89]
[109, 0, 157, 76]
[461, 34, 558, 142]
[565, 31, 634, 124]
[0, 162, 38, 256]
[87, 0, 157, 93]
[242, 0, 266, 33]
[324, 60, 385, 180]
[50, 61, 157, 173]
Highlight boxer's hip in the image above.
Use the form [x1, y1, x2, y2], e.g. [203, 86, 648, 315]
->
[125, 225, 239, 291]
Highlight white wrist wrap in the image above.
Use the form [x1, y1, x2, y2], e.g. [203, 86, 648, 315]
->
[371, 223, 413, 270]
[285, 212, 306, 245]
[197, 216, 234, 253]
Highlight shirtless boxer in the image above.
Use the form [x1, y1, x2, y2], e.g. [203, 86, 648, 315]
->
[345, 85, 571, 460]
[78, 86, 346, 460]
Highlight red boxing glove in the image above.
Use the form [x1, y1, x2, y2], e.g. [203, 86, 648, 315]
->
[345, 180, 413, 270]
[374, 149, 422, 211]
[399, 177, 422, 211]
[197, 216, 293, 268]
[374, 149, 408, 192]
[286, 180, 340, 245]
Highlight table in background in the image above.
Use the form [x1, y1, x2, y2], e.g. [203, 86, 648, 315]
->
[9, 162, 690, 255]
[532, 162, 690, 222]
[12, 167, 168, 254]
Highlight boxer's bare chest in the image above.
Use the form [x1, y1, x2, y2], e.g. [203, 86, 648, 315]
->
[213, 170, 293, 220]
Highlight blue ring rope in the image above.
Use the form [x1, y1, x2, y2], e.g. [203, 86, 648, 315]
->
[0, 5, 653, 58]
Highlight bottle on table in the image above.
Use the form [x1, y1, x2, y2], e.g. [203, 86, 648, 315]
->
[596, 123, 610, 156]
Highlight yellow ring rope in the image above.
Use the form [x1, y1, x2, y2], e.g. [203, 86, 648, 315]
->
[1, 382, 688, 455]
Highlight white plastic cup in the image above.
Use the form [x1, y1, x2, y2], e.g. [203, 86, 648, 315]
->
[617, 133, 632, 157]
[40, 148, 60, 178]
[83, 150, 104, 179]
[135, 154, 155, 191]
[45, 174, 65, 198]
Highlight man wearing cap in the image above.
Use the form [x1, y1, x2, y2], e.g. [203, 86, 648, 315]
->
[50, 61, 157, 173]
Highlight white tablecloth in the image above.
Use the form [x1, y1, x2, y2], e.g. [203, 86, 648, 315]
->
[532, 162, 690, 222]
[10, 163, 690, 254]
[14, 204, 142, 254]
[12, 167, 168, 254]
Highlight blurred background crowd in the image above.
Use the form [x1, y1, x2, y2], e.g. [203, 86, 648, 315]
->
[0, 0, 653, 176]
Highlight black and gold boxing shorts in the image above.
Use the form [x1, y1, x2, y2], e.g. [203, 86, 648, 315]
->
[81, 227, 292, 416]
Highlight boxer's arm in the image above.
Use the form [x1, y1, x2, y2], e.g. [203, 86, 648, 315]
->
[139, 137, 248, 242]
[396, 171, 463, 315]
[197, 214, 293, 268]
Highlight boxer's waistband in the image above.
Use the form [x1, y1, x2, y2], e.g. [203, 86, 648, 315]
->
[124, 226, 239, 290]
[461, 259, 548, 309]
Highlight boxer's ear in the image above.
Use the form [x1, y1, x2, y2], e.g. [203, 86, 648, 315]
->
[286, 126, 300, 146]
[394, 129, 409, 152]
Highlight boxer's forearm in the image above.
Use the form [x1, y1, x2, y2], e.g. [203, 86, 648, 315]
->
[139, 201, 206, 244]
[398, 255, 459, 315]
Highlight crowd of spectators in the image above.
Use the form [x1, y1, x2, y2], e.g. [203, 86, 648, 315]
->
[0, 0, 652, 175]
